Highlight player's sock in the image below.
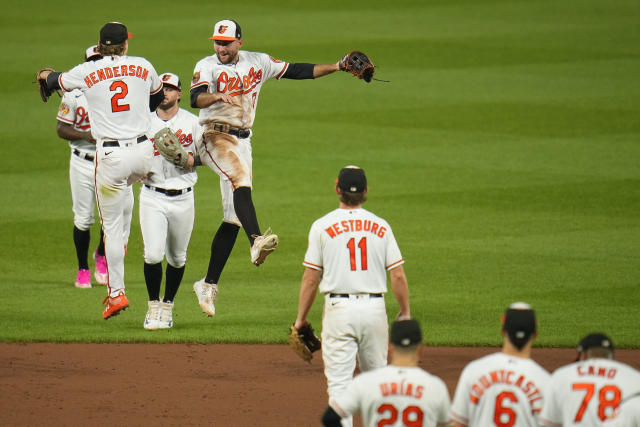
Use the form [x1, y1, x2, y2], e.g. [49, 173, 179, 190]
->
[233, 187, 260, 244]
[73, 226, 91, 270]
[205, 221, 240, 284]
[144, 262, 162, 301]
[96, 229, 105, 257]
[164, 264, 185, 302]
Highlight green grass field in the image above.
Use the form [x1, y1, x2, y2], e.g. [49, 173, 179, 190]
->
[1, 0, 638, 347]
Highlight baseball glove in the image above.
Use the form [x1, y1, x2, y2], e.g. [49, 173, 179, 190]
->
[339, 51, 375, 83]
[153, 127, 190, 169]
[35, 68, 59, 102]
[289, 323, 321, 363]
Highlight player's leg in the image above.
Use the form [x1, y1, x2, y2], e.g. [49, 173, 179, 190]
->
[93, 228, 107, 285]
[164, 191, 195, 302]
[70, 153, 96, 288]
[355, 298, 389, 372]
[206, 178, 241, 285]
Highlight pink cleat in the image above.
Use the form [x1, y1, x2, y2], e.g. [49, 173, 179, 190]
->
[75, 269, 91, 289]
[93, 251, 108, 285]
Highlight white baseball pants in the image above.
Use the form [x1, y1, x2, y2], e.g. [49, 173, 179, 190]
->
[69, 152, 97, 230]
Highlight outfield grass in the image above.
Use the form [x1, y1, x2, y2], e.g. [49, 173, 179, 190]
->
[0, 0, 638, 347]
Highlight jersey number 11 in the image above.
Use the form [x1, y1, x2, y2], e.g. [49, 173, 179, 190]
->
[347, 237, 368, 271]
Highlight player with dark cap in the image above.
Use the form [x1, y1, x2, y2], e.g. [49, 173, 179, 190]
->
[541, 332, 640, 426]
[450, 302, 550, 427]
[322, 319, 450, 427]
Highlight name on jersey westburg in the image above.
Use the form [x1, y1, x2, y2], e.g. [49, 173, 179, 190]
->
[325, 219, 386, 239]
[83, 65, 151, 88]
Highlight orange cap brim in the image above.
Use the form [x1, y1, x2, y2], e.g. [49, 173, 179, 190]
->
[209, 36, 237, 41]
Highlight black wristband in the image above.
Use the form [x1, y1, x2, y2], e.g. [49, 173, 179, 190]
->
[282, 63, 315, 80]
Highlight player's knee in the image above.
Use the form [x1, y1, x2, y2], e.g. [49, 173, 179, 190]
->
[166, 254, 186, 268]
[73, 216, 94, 231]
[144, 250, 164, 265]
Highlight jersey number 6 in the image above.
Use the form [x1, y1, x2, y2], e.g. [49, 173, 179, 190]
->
[110, 81, 130, 113]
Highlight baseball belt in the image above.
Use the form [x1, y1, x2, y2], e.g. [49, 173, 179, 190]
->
[144, 184, 192, 197]
[329, 293, 383, 298]
[73, 149, 94, 162]
[103, 135, 148, 147]
[210, 123, 250, 139]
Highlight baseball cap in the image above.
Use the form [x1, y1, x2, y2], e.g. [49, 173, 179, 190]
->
[502, 302, 537, 347]
[84, 45, 101, 61]
[160, 73, 181, 90]
[577, 333, 614, 353]
[337, 165, 367, 193]
[390, 319, 422, 348]
[209, 19, 242, 41]
[100, 22, 132, 46]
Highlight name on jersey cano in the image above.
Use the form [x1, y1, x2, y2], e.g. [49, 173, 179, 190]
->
[325, 220, 386, 238]
[83, 65, 151, 88]
[469, 370, 544, 412]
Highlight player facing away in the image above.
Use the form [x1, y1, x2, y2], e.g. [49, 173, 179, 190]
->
[450, 302, 550, 427]
[140, 73, 201, 330]
[322, 319, 451, 427]
[540, 332, 640, 427]
[603, 393, 640, 426]
[190, 19, 363, 317]
[38, 22, 164, 319]
[56, 45, 108, 288]
[294, 165, 411, 427]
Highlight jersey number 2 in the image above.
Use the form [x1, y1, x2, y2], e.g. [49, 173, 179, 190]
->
[347, 237, 368, 271]
[377, 404, 423, 427]
[110, 81, 130, 112]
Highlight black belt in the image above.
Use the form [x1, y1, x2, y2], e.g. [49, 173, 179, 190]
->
[329, 293, 383, 298]
[144, 184, 192, 197]
[103, 135, 148, 147]
[73, 149, 94, 162]
[211, 123, 250, 139]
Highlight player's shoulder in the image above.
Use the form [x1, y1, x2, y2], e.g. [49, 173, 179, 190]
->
[178, 107, 199, 122]
[194, 55, 218, 68]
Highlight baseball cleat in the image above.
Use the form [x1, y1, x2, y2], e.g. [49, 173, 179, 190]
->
[143, 300, 161, 330]
[75, 269, 92, 289]
[102, 291, 130, 319]
[158, 301, 174, 329]
[93, 251, 108, 285]
[250, 227, 278, 266]
[193, 278, 218, 317]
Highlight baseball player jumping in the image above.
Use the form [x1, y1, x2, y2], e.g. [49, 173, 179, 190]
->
[540, 332, 640, 426]
[56, 45, 108, 288]
[37, 22, 164, 319]
[190, 19, 369, 316]
[141, 73, 201, 330]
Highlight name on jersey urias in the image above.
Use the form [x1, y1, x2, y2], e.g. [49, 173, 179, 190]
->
[325, 219, 387, 239]
[469, 370, 544, 412]
[380, 381, 424, 399]
[83, 65, 151, 88]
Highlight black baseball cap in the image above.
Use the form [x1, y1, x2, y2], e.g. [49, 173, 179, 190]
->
[337, 165, 367, 193]
[100, 22, 131, 46]
[390, 319, 422, 348]
[502, 302, 536, 347]
[577, 333, 614, 353]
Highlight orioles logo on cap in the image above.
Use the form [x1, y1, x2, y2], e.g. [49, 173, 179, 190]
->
[162, 74, 171, 81]
[218, 25, 228, 34]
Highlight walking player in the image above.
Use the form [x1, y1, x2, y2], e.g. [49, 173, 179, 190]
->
[141, 73, 201, 330]
[294, 165, 410, 427]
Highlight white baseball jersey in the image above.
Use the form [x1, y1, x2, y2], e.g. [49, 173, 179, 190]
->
[303, 207, 404, 294]
[57, 89, 95, 153]
[59, 55, 162, 140]
[450, 352, 550, 427]
[540, 358, 640, 426]
[330, 366, 451, 427]
[603, 394, 640, 427]
[191, 50, 288, 129]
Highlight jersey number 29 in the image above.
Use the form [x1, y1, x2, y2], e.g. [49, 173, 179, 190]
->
[377, 403, 423, 427]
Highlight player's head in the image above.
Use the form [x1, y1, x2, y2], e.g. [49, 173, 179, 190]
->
[210, 19, 242, 64]
[98, 22, 131, 56]
[390, 319, 422, 354]
[84, 45, 102, 62]
[336, 165, 368, 206]
[576, 333, 614, 361]
[501, 302, 537, 350]
[159, 73, 181, 109]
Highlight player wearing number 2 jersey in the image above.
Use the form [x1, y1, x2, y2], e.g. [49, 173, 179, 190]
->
[540, 333, 640, 427]
[41, 22, 164, 319]
[450, 302, 550, 427]
[323, 319, 450, 427]
[294, 166, 410, 427]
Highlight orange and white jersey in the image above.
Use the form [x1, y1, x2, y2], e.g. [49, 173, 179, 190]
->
[603, 394, 640, 427]
[303, 207, 403, 294]
[145, 108, 201, 190]
[56, 89, 95, 153]
[330, 365, 451, 427]
[450, 352, 550, 427]
[190, 50, 288, 129]
[59, 55, 162, 140]
[540, 358, 640, 426]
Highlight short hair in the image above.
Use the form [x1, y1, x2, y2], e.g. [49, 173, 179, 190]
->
[99, 43, 126, 57]
[339, 190, 366, 206]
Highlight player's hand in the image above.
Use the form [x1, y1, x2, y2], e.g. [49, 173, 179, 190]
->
[396, 311, 411, 321]
[214, 93, 238, 105]
[293, 319, 306, 330]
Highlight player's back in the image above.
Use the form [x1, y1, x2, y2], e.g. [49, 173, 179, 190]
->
[338, 365, 450, 427]
[451, 352, 550, 427]
[541, 358, 640, 426]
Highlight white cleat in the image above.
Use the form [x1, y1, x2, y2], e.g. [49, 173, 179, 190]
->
[250, 227, 278, 266]
[158, 301, 174, 329]
[193, 278, 218, 317]
[143, 300, 161, 330]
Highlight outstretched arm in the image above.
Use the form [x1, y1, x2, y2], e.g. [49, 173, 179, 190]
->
[294, 267, 322, 329]
[282, 62, 340, 80]
[390, 265, 410, 320]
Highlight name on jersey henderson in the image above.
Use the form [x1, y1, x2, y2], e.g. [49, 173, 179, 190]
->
[83, 65, 151, 88]
[469, 370, 543, 412]
[325, 219, 387, 239]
